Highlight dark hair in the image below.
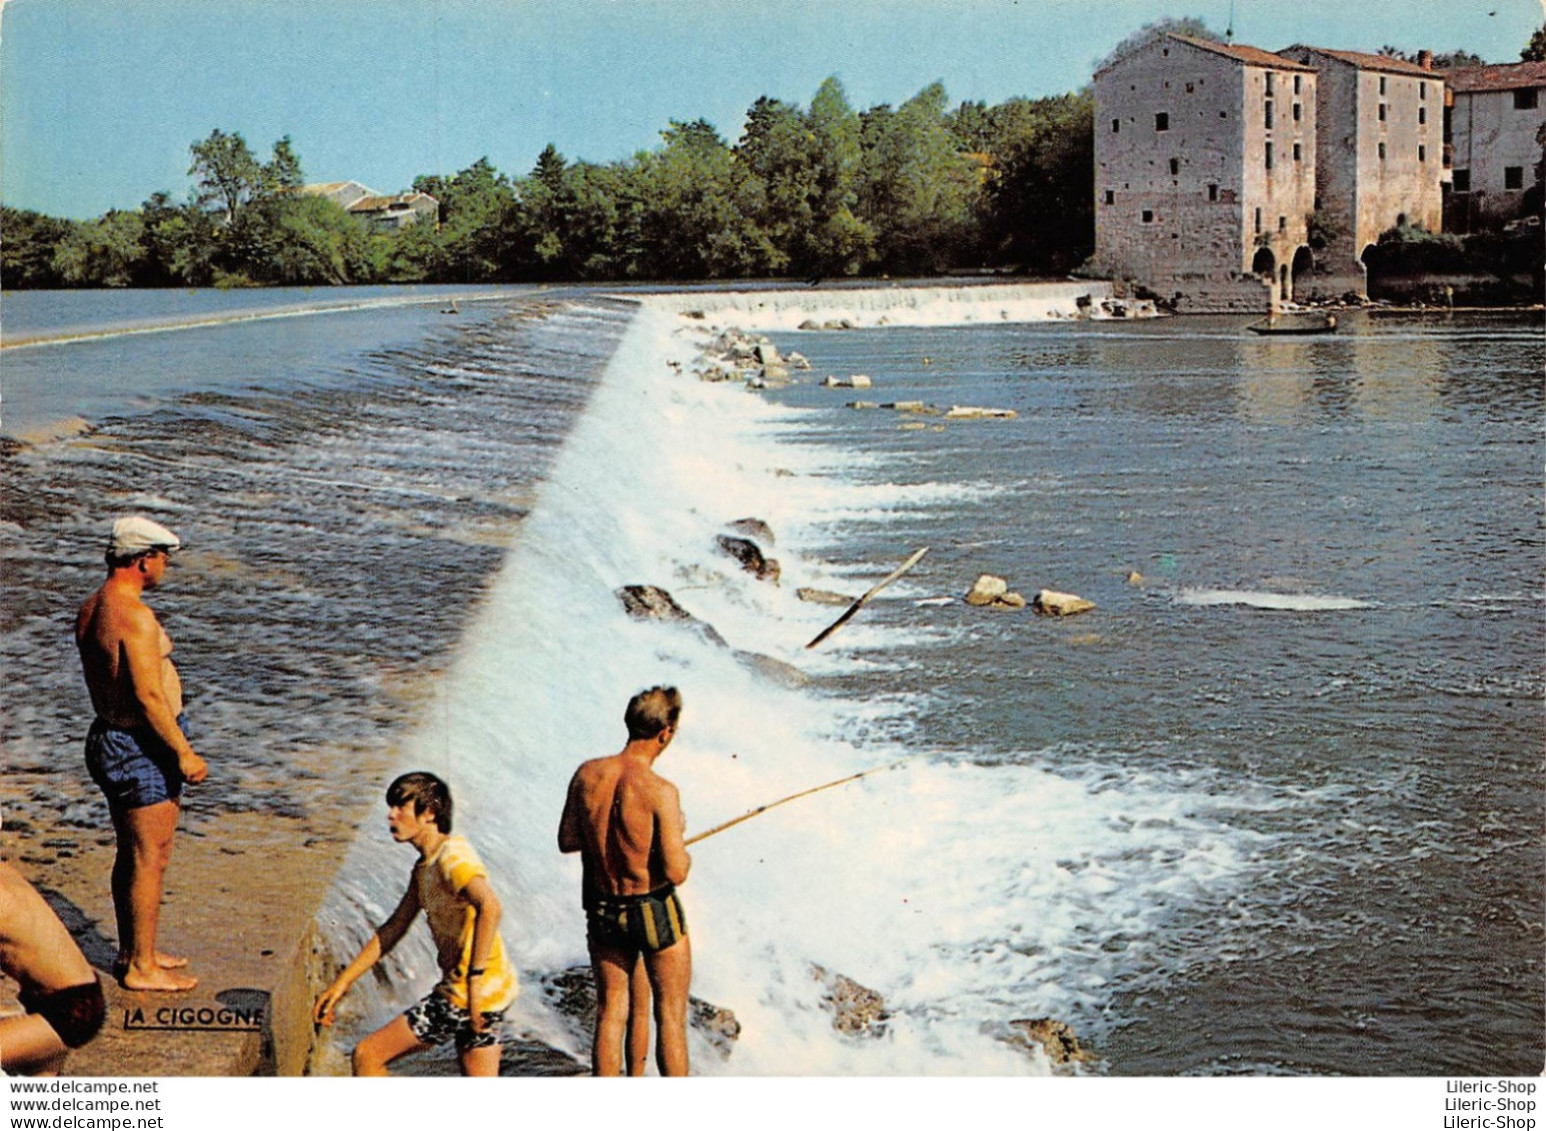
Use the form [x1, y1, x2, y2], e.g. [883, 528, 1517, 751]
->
[105, 547, 170, 570]
[624, 685, 682, 741]
[386, 771, 453, 833]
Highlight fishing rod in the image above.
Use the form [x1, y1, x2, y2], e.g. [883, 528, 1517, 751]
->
[684, 754, 928, 846]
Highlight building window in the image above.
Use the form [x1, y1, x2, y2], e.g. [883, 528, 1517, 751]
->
[1294, 143, 1302, 161]
[1418, 106, 1427, 125]
[1219, 110, 1228, 119]
[1265, 72, 1276, 96]
[1294, 75, 1302, 95]
[1279, 215, 1287, 231]
[1453, 169, 1471, 193]
[1112, 118, 1121, 132]
[1254, 207, 1263, 234]
[1104, 190, 1115, 205]
[1185, 82, 1195, 93]
[1420, 81, 1427, 100]
[1378, 142, 1386, 161]
[1515, 88, 1540, 110]
[1419, 145, 1426, 163]
[1379, 76, 1387, 95]
[1208, 183, 1219, 201]
[1378, 103, 1387, 122]
[1169, 158, 1180, 175]
[1265, 101, 1274, 129]
[1265, 142, 1273, 170]
[1293, 102, 1302, 122]
[1505, 166, 1525, 190]
[1142, 210, 1155, 223]
[1155, 112, 1169, 131]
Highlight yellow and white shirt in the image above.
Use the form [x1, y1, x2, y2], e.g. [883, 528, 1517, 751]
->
[414, 835, 519, 1012]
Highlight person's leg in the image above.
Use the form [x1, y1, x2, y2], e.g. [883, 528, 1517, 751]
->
[111, 801, 195, 991]
[351, 1015, 433, 1076]
[458, 1040, 502, 1077]
[588, 934, 637, 1076]
[644, 934, 692, 1077]
[0, 1014, 68, 1076]
[625, 956, 651, 1076]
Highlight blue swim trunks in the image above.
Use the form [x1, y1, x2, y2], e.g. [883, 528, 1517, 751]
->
[84, 715, 189, 809]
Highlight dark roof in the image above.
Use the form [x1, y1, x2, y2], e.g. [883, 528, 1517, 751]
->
[1446, 60, 1546, 93]
[1284, 45, 1441, 77]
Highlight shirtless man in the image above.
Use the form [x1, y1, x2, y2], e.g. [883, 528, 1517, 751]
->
[0, 861, 106, 1074]
[558, 685, 692, 1076]
[75, 516, 206, 992]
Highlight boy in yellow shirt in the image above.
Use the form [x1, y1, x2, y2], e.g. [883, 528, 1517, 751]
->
[314, 772, 518, 1076]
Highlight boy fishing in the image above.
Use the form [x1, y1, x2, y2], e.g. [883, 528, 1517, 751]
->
[313, 772, 518, 1076]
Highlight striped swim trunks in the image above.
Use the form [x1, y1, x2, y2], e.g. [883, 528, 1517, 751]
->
[587, 885, 688, 954]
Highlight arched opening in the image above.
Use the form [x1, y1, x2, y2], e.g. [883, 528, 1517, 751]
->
[1290, 246, 1315, 302]
[1252, 247, 1278, 305]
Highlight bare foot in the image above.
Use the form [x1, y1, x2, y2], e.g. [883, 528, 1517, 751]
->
[119, 962, 199, 992]
[115, 952, 189, 974]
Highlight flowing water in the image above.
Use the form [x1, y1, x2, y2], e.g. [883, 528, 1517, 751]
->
[2, 287, 1540, 1077]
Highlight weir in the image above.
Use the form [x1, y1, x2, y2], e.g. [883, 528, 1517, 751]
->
[291, 279, 1155, 1077]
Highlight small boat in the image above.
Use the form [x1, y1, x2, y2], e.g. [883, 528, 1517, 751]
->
[1247, 312, 1337, 336]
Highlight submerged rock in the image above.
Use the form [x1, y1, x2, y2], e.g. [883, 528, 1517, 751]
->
[822, 374, 872, 389]
[541, 966, 741, 1061]
[944, 405, 1018, 420]
[811, 965, 890, 1038]
[796, 587, 854, 607]
[1032, 589, 1096, 617]
[1002, 1018, 1094, 1070]
[715, 534, 781, 583]
[616, 584, 728, 647]
[727, 517, 775, 546]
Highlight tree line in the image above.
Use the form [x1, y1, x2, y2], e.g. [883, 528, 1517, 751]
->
[1, 78, 1094, 289]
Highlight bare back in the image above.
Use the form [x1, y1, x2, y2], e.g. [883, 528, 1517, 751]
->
[0, 863, 95, 994]
[76, 579, 182, 728]
[562, 754, 689, 898]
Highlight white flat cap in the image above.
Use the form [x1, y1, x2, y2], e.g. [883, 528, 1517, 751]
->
[109, 515, 181, 557]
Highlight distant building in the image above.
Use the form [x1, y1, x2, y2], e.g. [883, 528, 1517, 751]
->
[298, 182, 440, 231]
[348, 192, 440, 232]
[1279, 46, 1444, 298]
[300, 181, 375, 210]
[1444, 60, 1546, 231]
[1091, 34, 1319, 313]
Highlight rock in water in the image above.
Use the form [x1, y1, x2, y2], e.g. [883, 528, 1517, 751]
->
[1032, 589, 1096, 617]
[715, 534, 781, 583]
[1004, 1018, 1094, 1069]
[541, 966, 740, 1060]
[615, 584, 729, 647]
[727, 517, 775, 546]
[810, 965, 890, 1038]
[797, 587, 855, 607]
[964, 574, 1009, 606]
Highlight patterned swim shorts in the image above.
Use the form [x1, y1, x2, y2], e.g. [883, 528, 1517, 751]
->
[403, 991, 506, 1053]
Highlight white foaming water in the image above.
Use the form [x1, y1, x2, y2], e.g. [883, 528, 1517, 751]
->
[319, 289, 1283, 1075]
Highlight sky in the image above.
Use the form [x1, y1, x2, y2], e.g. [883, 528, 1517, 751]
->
[2, 0, 1540, 219]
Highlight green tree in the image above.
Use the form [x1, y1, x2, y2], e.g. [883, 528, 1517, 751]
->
[188, 129, 264, 223]
[858, 82, 979, 274]
[636, 119, 777, 278]
[983, 91, 1095, 273]
[52, 210, 148, 287]
[0, 207, 72, 288]
[415, 158, 515, 280]
[1522, 24, 1546, 62]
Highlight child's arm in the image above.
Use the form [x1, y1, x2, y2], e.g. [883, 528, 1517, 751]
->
[461, 876, 502, 1032]
[312, 882, 421, 1026]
